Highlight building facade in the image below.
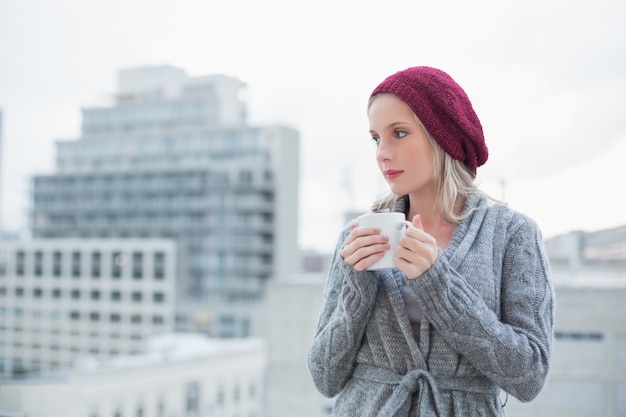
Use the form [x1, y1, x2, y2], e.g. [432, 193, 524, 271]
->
[0, 238, 177, 379]
[0, 334, 267, 417]
[263, 274, 335, 417]
[30, 65, 300, 337]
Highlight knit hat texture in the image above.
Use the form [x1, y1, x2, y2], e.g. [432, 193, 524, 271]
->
[370, 66, 488, 174]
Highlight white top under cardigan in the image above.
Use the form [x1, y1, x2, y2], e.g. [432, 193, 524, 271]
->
[307, 194, 555, 417]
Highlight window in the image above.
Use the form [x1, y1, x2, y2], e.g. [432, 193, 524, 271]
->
[71, 289, 81, 299]
[154, 252, 165, 280]
[153, 292, 165, 303]
[132, 252, 143, 279]
[156, 398, 165, 417]
[0, 252, 7, 276]
[33, 288, 43, 298]
[71, 251, 81, 277]
[53, 251, 62, 277]
[34, 251, 43, 276]
[91, 252, 101, 278]
[112, 252, 123, 279]
[70, 311, 80, 320]
[16, 251, 25, 275]
[110, 313, 121, 323]
[233, 383, 240, 402]
[15, 287, 24, 298]
[90, 312, 100, 322]
[131, 292, 142, 302]
[185, 381, 201, 414]
[554, 331, 604, 341]
[239, 170, 253, 184]
[111, 290, 121, 301]
[131, 314, 142, 324]
[90, 290, 100, 300]
[52, 289, 61, 299]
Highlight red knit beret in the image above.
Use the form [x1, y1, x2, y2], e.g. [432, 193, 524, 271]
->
[370, 66, 488, 175]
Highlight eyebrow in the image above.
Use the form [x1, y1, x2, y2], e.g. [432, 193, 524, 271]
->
[370, 121, 413, 133]
[388, 121, 412, 128]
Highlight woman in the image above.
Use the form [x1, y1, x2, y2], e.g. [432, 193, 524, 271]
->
[307, 66, 554, 416]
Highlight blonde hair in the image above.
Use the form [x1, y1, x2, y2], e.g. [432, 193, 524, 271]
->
[371, 116, 494, 224]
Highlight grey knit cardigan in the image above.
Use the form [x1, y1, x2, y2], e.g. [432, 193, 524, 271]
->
[307, 194, 554, 416]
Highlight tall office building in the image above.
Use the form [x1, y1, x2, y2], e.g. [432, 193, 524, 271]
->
[30, 65, 300, 337]
[0, 238, 177, 378]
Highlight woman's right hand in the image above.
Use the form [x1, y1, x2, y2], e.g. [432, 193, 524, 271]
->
[340, 225, 391, 271]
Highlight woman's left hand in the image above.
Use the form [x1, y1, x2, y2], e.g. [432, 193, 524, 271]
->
[394, 214, 438, 280]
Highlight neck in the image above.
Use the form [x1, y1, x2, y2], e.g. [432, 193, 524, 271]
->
[406, 194, 465, 248]
[406, 195, 439, 227]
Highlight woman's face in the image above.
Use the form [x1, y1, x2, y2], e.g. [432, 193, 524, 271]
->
[368, 93, 435, 197]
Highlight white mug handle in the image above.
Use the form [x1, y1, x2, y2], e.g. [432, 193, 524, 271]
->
[397, 220, 414, 231]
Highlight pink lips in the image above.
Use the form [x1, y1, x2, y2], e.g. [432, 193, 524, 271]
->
[384, 169, 403, 180]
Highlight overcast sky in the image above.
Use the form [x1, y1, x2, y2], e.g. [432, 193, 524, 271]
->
[0, 0, 625, 252]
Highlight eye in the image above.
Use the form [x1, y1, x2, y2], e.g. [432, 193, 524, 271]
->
[371, 135, 380, 145]
[394, 130, 408, 139]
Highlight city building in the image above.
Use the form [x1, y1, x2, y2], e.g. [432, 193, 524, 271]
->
[0, 238, 177, 379]
[299, 249, 331, 274]
[30, 65, 300, 337]
[0, 333, 267, 417]
[263, 273, 334, 417]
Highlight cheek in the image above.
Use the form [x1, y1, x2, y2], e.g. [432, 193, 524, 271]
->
[375, 147, 384, 164]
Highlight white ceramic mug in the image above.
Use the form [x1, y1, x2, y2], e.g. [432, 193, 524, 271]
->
[358, 212, 413, 270]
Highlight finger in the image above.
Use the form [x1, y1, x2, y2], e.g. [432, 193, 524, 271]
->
[349, 245, 389, 271]
[342, 233, 389, 262]
[344, 225, 389, 255]
[395, 238, 438, 274]
[343, 225, 382, 246]
[402, 227, 435, 247]
[343, 233, 390, 266]
[395, 242, 433, 261]
[351, 251, 387, 271]
[352, 226, 383, 238]
[412, 213, 424, 230]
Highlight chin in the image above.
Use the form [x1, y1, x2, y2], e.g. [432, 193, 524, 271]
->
[388, 185, 407, 197]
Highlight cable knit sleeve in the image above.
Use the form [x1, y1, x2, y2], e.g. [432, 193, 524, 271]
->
[410, 215, 554, 402]
[307, 228, 381, 398]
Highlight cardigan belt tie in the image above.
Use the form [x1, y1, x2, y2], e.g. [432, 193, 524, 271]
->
[353, 364, 500, 417]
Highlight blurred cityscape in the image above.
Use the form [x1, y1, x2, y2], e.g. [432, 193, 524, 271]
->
[0, 66, 625, 417]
